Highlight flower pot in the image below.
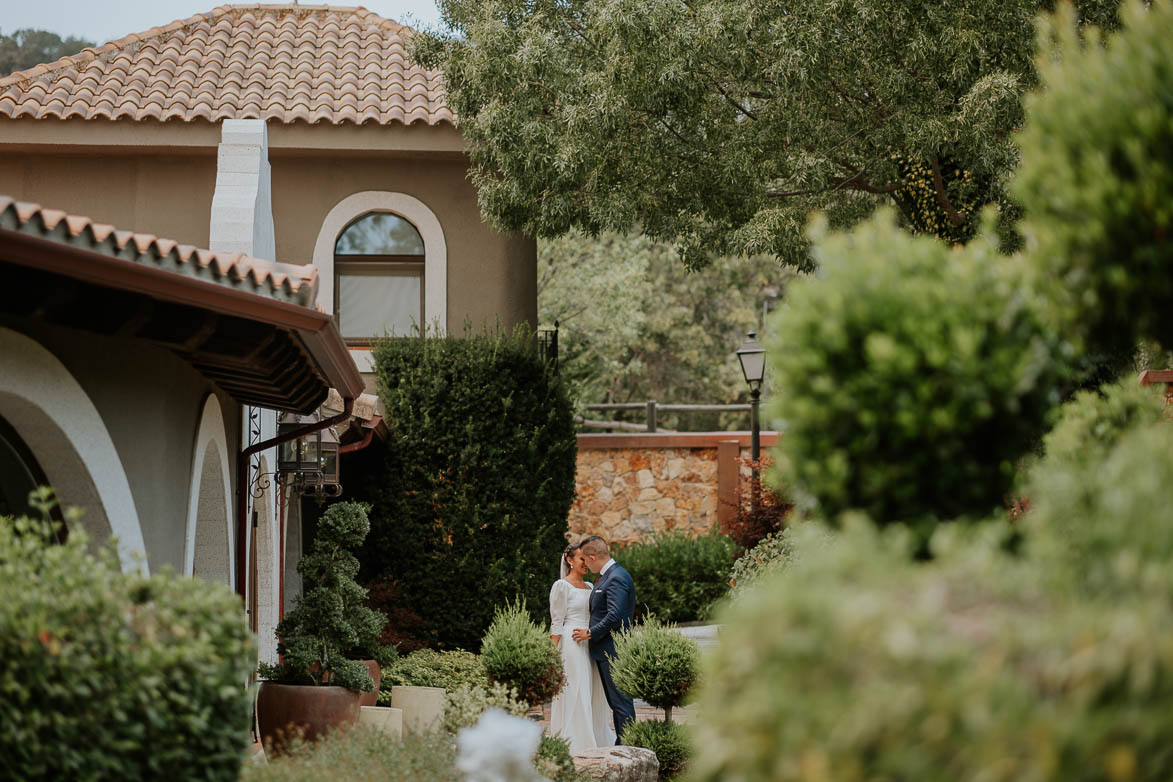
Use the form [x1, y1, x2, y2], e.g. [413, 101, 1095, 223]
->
[359, 705, 403, 741]
[257, 682, 362, 755]
[359, 659, 382, 708]
[390, 685, 445, 734]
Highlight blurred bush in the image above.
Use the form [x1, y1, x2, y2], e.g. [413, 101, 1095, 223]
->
[615, 531, 739, 622]
[726, 528, 796, 598]
[241, 726, 457, 782]
[442, 682, 528, 733]
[382, 649, 487, 693]
[623, 719, 691, 779]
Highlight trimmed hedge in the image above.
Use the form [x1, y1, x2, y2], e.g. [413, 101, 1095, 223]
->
[0, 503, 255, 781]
[615, 531, 738, 622]
[351, 326, 577, 648]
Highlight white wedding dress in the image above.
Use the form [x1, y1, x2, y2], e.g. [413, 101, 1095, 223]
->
[548, 578, 617, 753]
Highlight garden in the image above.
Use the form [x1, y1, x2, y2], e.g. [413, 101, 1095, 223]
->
[3, 1, 1173, 780]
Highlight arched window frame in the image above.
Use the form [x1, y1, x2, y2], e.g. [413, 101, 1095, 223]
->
[333, 211, 426, 346]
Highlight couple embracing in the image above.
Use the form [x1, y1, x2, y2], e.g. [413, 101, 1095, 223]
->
[548, 535, 637, 753]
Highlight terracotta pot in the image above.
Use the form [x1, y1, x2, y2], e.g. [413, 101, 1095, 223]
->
[257, 682, 362, 755]
[359, 660, 382, 708]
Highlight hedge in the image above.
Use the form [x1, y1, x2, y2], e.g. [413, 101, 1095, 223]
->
[614, 531, 738, 622]
[348, 325, 577, 649]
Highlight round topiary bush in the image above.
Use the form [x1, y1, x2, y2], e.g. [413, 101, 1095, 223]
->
[610, 617, 699, 722]
[1014, 1, 1173, 356]
[0, 498, 256, 781]
[480, 599, 564, 708]
[621, 719, 691, 780]
[769, 212, 1063, 529]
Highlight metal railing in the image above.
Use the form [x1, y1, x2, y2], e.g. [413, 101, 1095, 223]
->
[579, 401, 753, 433]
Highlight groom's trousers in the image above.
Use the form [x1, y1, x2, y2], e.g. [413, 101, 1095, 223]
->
[595, 655, 636, 742]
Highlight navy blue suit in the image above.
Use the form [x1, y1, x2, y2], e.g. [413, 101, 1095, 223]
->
[588, 561, 637, 740]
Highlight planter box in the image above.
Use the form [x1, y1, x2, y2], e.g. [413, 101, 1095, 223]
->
[390, 685, 445, 734]
[359, 705, 403, 741]
[257, 682, 362, 755]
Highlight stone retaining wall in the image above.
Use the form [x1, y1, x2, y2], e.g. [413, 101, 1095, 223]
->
[570, 432, 779, 545]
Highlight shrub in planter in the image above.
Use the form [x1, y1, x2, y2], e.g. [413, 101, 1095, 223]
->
[0, 496, 255, 782]
[615, 531, 738, 623]
[769, 211, 1063, 531]
[383, 648, 487, 693]
[611, 617, 699, 722]
[622, 719, 691, 779]
[442, 682, 528, 733]
[481, 599, 565, 707]
[350, 325, 577, 649]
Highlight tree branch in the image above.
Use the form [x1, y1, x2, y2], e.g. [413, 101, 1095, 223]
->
[930, 155, 966, 227]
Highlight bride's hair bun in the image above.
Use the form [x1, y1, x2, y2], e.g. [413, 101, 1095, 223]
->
[564, 541, 581, 561]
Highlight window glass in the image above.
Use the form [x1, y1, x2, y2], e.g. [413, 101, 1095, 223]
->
[337, 273, 421, 339]
[335, 213, 425, 256]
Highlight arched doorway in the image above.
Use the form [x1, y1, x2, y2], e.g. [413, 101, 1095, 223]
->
[185, 395, 234, 588]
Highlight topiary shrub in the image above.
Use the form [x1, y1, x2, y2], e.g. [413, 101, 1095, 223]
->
[621, 719, 691, 780]
[614, 531, 738, 623]
[480, 599, 565, 708]
[1014, 0, 1173, 357]
[0, 493, 256, 781]
[769, 211, 1063, 531]
[610, 617, 699, 722]
[259, 501, 393, 693]
[442, 682, 528, 733]
[383, 649, 487, 692]
[350, 325, 577, 649]
[534, 734, 582, 782]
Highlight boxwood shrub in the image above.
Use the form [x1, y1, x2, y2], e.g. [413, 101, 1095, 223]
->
[614, 531, 738, 622]
[348, 325, 577, 649]
[622, 719, 691, 779]
[382, 648, 487, 692]
[0, 504, 255, 781]
[481, 599, 564, 708]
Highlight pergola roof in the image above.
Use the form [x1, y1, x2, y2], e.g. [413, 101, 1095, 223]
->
[0, 196, 364, 412]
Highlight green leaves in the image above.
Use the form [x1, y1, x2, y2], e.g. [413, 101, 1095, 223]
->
[480, 599, 565, 707]
[614, 531, 739, 622]
[610, 616, 699, 719]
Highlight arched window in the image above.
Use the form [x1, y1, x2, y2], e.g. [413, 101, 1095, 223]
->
[334, 212, 425, 345]
[0, 414, 47, 519]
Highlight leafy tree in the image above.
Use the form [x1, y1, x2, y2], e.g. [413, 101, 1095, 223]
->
[416, 0, 1120, 268]
[540, 230, 795, 421]
[0, 29, 95, 74]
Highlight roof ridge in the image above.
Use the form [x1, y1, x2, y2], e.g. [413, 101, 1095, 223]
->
[0, 4, 406, 89]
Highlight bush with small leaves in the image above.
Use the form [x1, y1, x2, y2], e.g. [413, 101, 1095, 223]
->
[442, 682, 528, 733]
[769, 211, 1063, 530]
[259, 501, 393, 693]
[611, 617, 699, 722]
[383, 649, 487, 693]
[1037, 378, 1166, 472]
[481, 599, 564, 708]
[621, 719, 691, 780]
[241, 726, 458, 782]
[614, 531, 739, 622]
[727, 528, 796, 598]
[535, 735, 582, 782]
[0, 493, 256, 782]
[1014, 1, 1173, 357]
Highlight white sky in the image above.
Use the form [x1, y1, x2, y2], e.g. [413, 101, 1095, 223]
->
[0, 0, 446, 45]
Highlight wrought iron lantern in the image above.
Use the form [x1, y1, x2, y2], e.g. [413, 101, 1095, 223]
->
[736, 331, 766, 392]
[318, 424, 341, 486]
[277, 413, 322, 474]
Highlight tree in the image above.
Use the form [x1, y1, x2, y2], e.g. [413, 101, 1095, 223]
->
[539, 230, 796, 422]
[0, 29, 95, 75]
[416, 0, 1121, 268]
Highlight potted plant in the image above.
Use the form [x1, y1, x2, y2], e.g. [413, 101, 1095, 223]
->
[257, 501, 395, 753]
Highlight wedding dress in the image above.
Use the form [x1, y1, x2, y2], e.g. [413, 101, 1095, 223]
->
[548, 578, 617, 753]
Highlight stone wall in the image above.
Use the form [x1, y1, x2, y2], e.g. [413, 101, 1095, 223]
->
[570, 432, 779, 545]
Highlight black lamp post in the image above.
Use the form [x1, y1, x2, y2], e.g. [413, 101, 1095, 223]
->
[736, 331, 766, 511]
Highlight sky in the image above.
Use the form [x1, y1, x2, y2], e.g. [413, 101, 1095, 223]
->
[0, 0, 446, 44]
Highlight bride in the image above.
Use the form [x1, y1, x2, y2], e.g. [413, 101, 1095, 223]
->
[548, 542, 616, 752]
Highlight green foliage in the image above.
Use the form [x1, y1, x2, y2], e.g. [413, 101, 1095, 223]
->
[721, 456, 791, 550]
[615, 532, 739, 622]
[610, 617, 699, 721]
[1014, 0, 1173, 357]
[769, 211, 1063, 529]
[0, 28, 94, 74]
[481, 599, 565, 707]
[259, 502, 392, 693]
[383, 649, 487, 692]
[241, 726, 458, 782]
[0, 496, 255, 782]
[351, 325, 577, 649]
[1038, 378, 1166, 471]
[416, 0, 1119, 267]
[727, 528, 797, 598]
[535, 734, 584, 782]
[539, 230, 793, 415]
[442, 682, 528, 733]
[622, 720, 691, 780]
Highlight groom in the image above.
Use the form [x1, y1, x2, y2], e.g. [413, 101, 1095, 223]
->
[572, 535, 637, 741]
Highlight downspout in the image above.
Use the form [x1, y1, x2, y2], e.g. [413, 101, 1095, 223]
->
[338, 416, 382, 455]
[235, 397, 354, 600]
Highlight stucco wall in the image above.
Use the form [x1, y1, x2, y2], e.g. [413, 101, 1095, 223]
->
[0, 315, 238, 574]
[269, 155, 538, 332]
[0, 152, 217, 249]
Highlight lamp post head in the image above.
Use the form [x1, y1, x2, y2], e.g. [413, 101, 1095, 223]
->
[736, 331, 766, 391]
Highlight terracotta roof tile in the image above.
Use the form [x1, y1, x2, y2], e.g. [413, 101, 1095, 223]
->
[0, 195, 319, 309]
[0, 4, 453, 126]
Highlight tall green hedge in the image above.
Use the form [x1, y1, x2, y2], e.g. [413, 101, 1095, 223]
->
[0, 500, 255, 781]
[352, 326, 577, 648]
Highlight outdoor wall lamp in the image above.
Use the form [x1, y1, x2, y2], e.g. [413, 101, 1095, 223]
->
[277, 413, 322, 474]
